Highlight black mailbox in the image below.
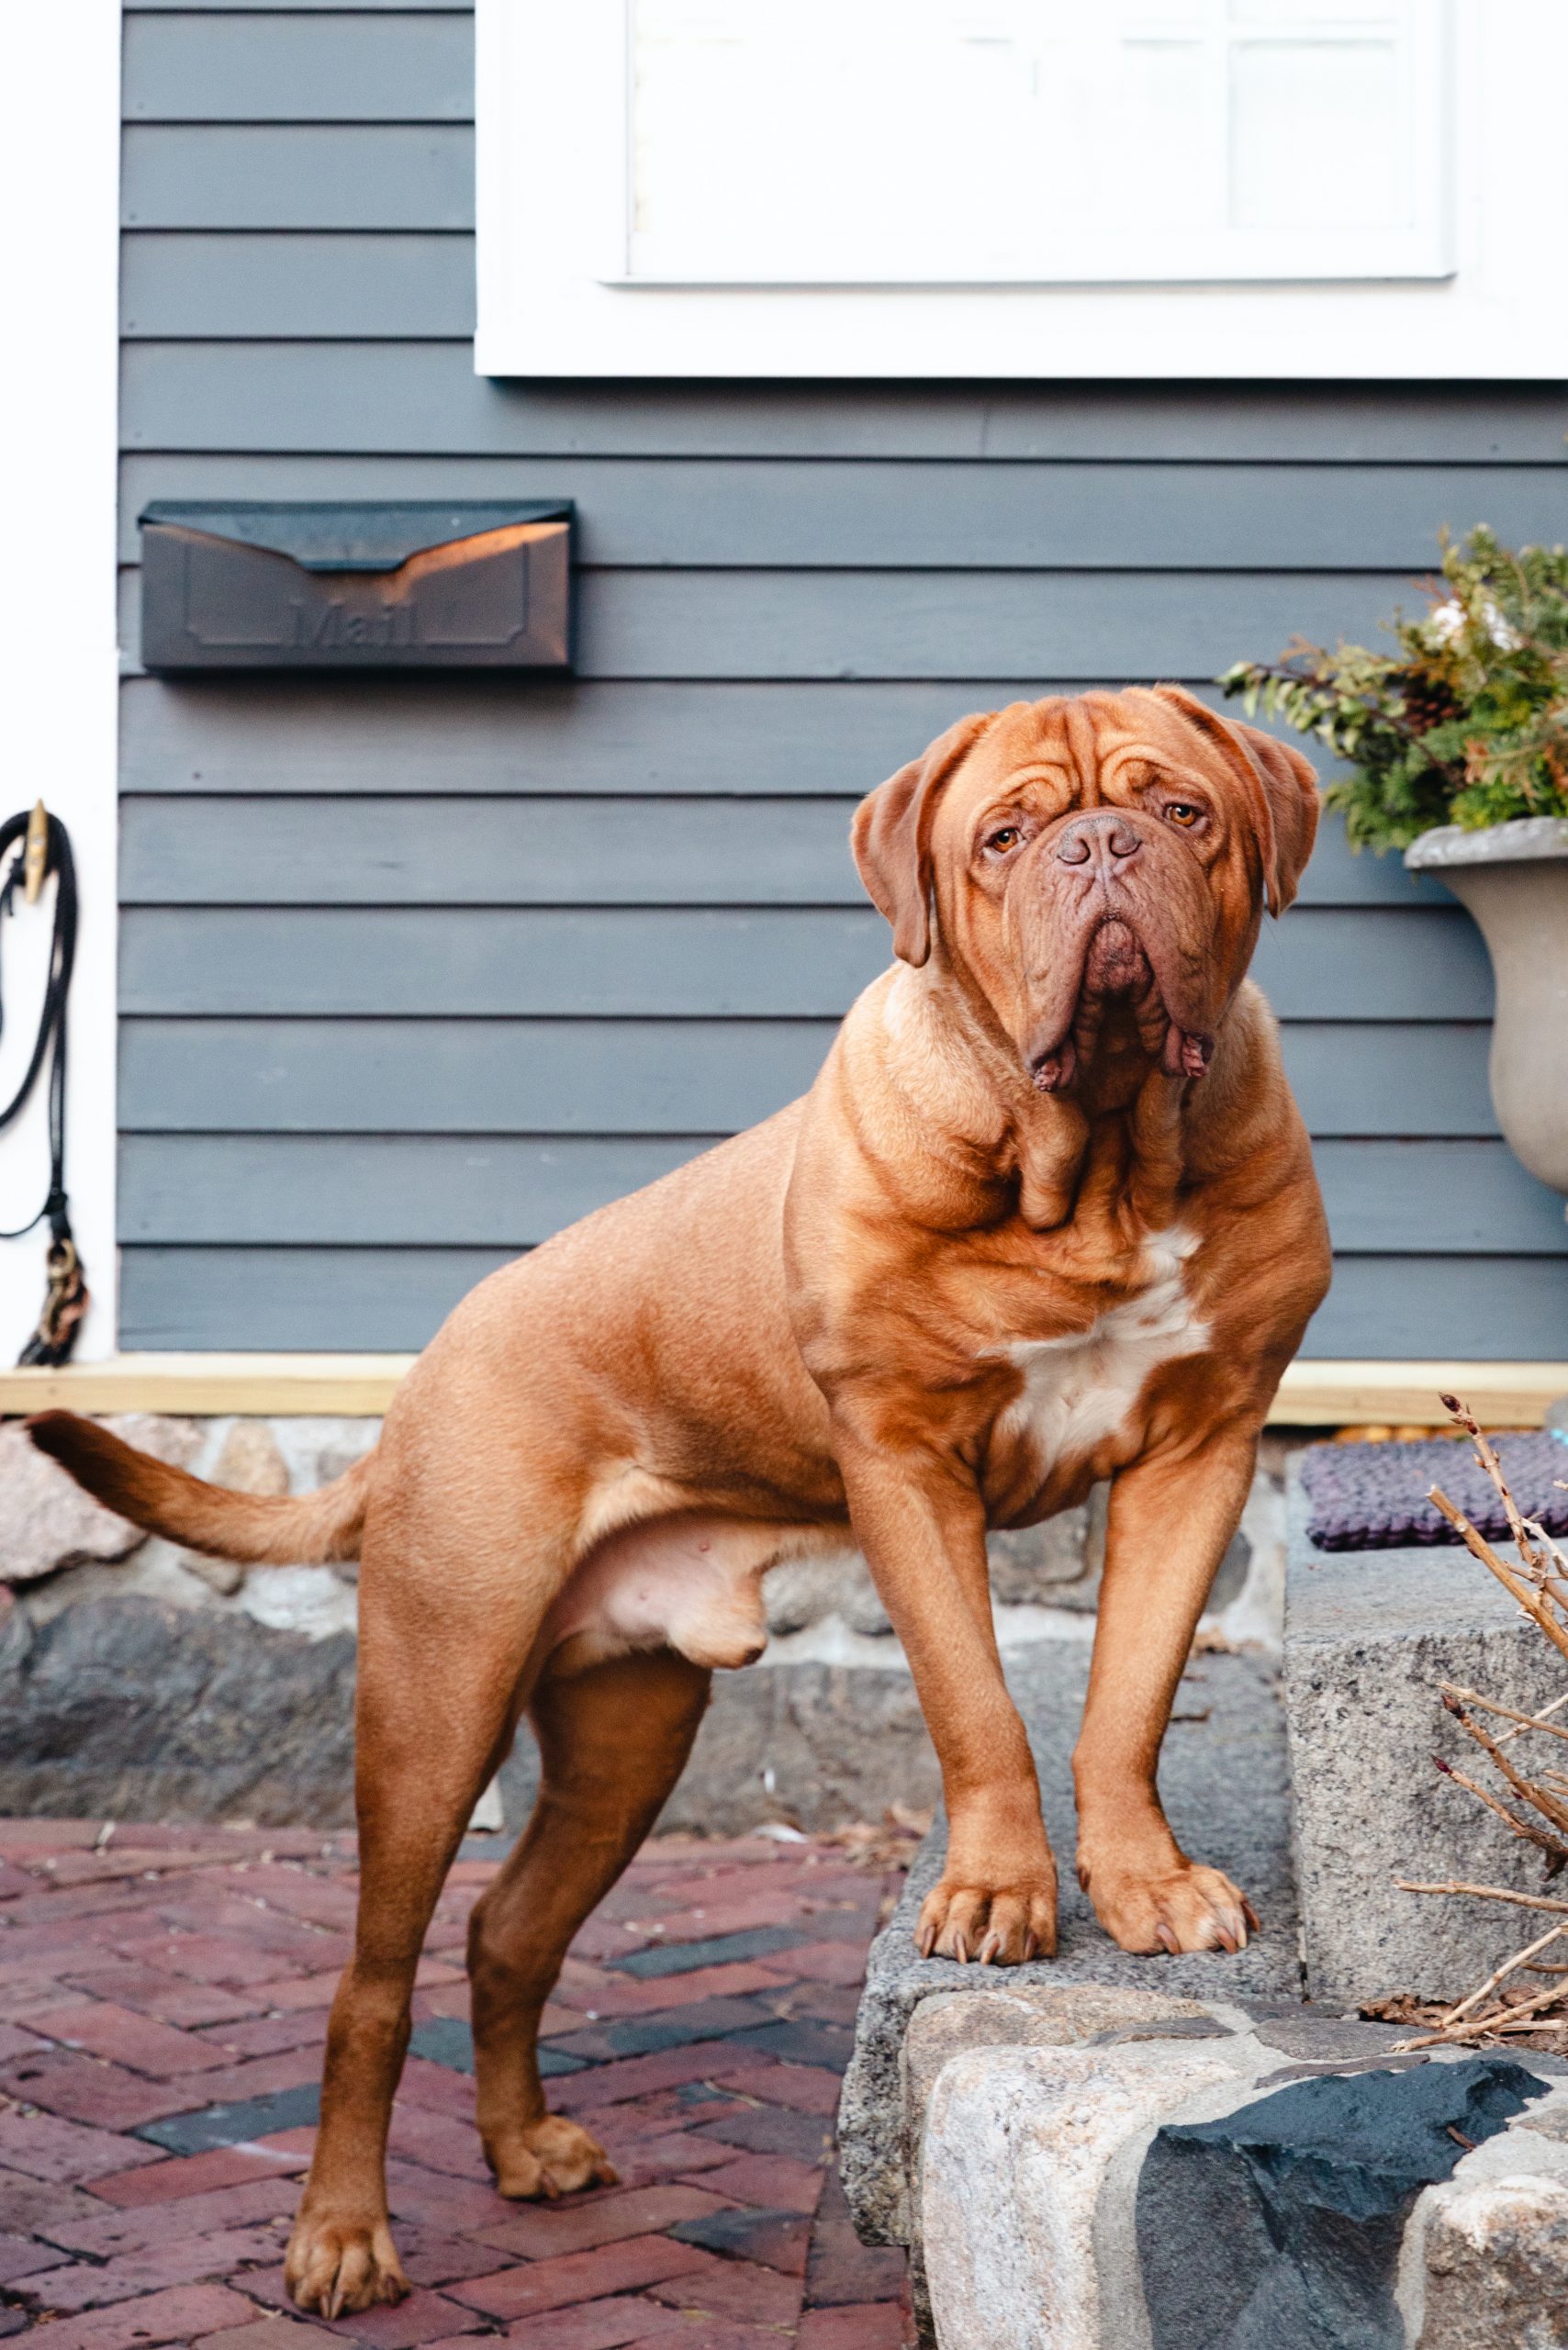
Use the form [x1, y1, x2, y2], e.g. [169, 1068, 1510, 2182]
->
[139, 500, 574, 671]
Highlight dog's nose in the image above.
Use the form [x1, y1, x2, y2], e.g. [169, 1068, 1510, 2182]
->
[1055, 813, 1142, 873]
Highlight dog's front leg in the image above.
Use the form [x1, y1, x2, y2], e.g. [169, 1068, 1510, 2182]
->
[839, 1437, 1057, 1963]
[1072, 1427, 1260, 1956]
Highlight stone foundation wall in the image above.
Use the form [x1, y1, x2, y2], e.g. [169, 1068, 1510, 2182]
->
[0, 1416, 1296, 1834]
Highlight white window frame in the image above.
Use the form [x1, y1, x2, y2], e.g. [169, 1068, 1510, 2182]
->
[476, 0, 1568, 378]
[0, 1, 121, 1360]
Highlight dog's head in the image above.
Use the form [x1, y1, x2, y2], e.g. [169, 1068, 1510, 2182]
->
[852, 687, 1317, 1095]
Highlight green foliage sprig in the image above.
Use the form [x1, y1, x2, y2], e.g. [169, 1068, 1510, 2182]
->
[1219, 526, 1568, 852]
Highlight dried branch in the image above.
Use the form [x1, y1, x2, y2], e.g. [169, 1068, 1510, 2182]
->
[1440, 1392, 1552, 1577]
[1397, 1969, 1568, 2051]
[1440, 1690, 1568, 1838]
[1440, 1682, 1568, 1747]
[1438, 1919, 1568, 2029]
[1432, 1757, 1568, 1867]
[1396, 1878, 1568, 1915]
[1387, 1402, 1568, 2046]
[1426, 1487, 1568, 1670]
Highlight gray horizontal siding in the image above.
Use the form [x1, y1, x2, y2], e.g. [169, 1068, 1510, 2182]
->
[119, 1136, 711, 1245]
[118, 566, 1426, 682]
[116, 1245, 1568, 1359]
[117, 1019, 1495, 1139]
[118, 344, 1568, 464]
[121, 235, 474, 341]
[119, 1136, 1568, 1257]
[116, 450, 1568, 565]
[118, 906, 1490, 1021]
[124, 12, 471, 120]
[106, 685, 1449, 925]
[122, 129, 475, 230]
[117, 797, 1449, 911]
[119, 1018, 840, 1137]
[116, 5, 1568, 1358]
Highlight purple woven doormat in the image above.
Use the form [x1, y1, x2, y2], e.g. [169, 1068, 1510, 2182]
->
[1301, 1433, 1568, 1552]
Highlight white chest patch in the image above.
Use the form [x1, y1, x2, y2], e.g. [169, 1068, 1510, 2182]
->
[991, 1227, 1209, 1472]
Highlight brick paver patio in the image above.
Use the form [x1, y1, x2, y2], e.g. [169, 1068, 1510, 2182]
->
[0, 1820, 912, 2347]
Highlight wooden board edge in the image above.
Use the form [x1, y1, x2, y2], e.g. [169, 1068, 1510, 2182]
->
[0, 1355, 1563, 1427]
[1271, 1361, 1568, 1429]
[0, 1355, 417, 1417]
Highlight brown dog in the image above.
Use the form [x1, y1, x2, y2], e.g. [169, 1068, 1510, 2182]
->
[29, 686, 1331, 2315]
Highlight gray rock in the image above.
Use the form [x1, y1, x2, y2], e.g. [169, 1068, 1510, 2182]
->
[0, 1416, 200, 1584]
[987, 1494, 1103, 1607]
[923, 2042, 1237, 2350]
[1137, 2057, 1547, 2350]
[841, 1646, 1301, 2246]
[1091, 2016, 1236, 2045]
[1514, 2095, 1568, 2144]
[902, 1982, 1221, 2270]
[1208, 1527, 1253, 1615]
[0, 1594, 354, 1824]
[1283, 1477, 1564, 2008]
[1252, 2014, 1410, 2061]
[637, 1660, 937, 1837]
[1418, 2173, 1568, 2349]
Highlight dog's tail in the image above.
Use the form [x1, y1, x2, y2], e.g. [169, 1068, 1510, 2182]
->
[26, 1410, 372, 1565]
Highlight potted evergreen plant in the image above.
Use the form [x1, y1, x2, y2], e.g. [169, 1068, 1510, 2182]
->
[1223, 527, 1568, 1205]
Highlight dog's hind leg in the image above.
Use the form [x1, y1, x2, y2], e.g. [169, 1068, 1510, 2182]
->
[466, 1647, 711, 2197]
[285, 1510, 553, 2319]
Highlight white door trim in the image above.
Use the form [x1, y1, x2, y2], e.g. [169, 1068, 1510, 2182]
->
[0, 1, 122, 1360]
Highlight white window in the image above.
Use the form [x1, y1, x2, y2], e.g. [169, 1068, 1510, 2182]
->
[476, 1, 1566, 377]
[622, 1, 1447, 285]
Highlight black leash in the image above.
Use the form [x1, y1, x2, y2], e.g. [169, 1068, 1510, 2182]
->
[0, 805, 89, 1365]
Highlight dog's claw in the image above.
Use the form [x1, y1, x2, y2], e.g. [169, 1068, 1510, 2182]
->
[485, 2115, 617, 2202]
[285, 2216, 409, 2318]
[914, 1865, 1058, 1968]
[1084, 1853, 1258, 1958]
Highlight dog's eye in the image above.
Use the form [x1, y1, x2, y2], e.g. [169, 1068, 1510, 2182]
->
[985, 825, 1022, 854]
[1164, 803, 1202, 828]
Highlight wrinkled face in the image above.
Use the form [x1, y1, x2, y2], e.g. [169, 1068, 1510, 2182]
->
[852, 688, 1318, 1095]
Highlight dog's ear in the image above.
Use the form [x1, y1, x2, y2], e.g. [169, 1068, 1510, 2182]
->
[1153, 685, 1319, 915]
[852, 711, 996, 966]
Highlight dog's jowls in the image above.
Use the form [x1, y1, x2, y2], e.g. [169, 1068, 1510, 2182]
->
[30, 686, 1331, 2317]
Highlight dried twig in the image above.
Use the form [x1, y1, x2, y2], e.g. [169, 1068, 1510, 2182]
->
[1440, 1392, 1551, 1577]
[1387, 1402, 1568, 2046]
[1439, 1690, 1568, 1839]
[1437, 1919, 1568, 2029]
[1397, 1969, 1568, 2050]
[1432, 1757, 1568, 1866]
[1426, 1487, 1568, 1670]
[1396, 1878, 1568, 1915]
[1440, 1683, 1568, 1747]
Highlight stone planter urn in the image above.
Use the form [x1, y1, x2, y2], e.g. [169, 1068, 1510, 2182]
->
[1406, 816, 1568, 1207]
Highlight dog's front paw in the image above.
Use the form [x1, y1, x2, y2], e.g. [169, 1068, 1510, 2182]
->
[915, 1860, 1058, 1965]
[1081, 1852, 1258, 1956]
[485, 2113, 619, 2199]
[285, 2211, 409, 2318]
